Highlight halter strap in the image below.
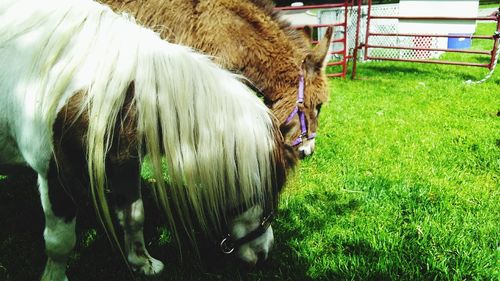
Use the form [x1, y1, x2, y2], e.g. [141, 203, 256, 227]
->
[220, 211, 275, 254]
[285, 73, 316, 146]
[219, 191, 276, 255]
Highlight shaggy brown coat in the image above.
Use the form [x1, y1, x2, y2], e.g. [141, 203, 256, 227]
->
[100, 0, 332, 152]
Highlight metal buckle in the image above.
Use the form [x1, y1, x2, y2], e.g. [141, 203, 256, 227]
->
[220, 236, 235, 255]
[219, 211, 274, 254]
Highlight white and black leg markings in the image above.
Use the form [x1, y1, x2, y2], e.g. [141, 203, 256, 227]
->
[38, 174, 76, 281]
[109, 157, 164, 276]
[116, 199, 164, 275]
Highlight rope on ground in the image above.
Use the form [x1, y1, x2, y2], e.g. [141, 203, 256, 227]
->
[465, 31, 500, 85]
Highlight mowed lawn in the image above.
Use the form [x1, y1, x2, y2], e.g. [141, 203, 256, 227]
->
[1, 23, 498, 280]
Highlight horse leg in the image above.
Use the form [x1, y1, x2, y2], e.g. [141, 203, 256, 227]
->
[110, 160, 164, 275]
[38, 160, 77, 281]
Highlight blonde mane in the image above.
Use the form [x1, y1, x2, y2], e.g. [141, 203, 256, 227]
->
[100, 0, 332, 156]
[1, 0, 287, 249]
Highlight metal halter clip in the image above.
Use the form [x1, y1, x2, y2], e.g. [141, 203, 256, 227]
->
[220, 236, 235, 255]
[219, 211, 275, 255]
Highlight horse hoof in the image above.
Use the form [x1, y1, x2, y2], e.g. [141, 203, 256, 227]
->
[138, 258, 164, 276]
[41, 259, 70, 281]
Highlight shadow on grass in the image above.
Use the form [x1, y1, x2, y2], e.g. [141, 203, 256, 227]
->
[0, 170, 252, 281]
[274, 188, 377, 280]
[0, 170, 362, 281]
[4, 169, 482, 280]
[6, 170, 449, 280]
[0, 170, 45, 281]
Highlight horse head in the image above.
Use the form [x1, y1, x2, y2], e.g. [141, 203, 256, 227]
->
[212, 128, 295, 268]
[220, 205, 275, 268]
[273, 27, 333, 158]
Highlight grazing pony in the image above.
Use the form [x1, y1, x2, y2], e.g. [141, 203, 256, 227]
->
[101, 0, 334, 158]
[0, 0, 295, 280]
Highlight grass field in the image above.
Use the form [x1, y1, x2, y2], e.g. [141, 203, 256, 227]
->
[480, 4, 500, 9]
[0, 24, 499, 280]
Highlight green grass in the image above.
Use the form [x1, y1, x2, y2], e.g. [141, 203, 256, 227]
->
[1, 23, 499, 281]
[286, 68, 499, 280]
[279, 22, 499, 280]
[480, 3, 499, 9]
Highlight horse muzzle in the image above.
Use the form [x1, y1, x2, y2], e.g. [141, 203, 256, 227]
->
[298, 138, 315, 158]
[234, 226, 274, 270]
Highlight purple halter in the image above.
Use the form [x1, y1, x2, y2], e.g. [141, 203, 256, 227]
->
[285, 73, 316, 147]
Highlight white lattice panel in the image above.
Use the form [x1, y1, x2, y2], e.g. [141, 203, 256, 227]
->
[319, 3, 443, 61]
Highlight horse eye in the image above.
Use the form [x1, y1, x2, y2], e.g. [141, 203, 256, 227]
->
[315, 104, 322, 116]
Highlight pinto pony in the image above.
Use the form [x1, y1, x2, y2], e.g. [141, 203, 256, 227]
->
[101, 0, 334, 158]
[0, 0, 295, 280]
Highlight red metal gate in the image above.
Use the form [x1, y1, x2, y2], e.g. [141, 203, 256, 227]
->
[276, 1, 499, 80]
[358, 0, 500, 76]
[276, 1, 354, 78]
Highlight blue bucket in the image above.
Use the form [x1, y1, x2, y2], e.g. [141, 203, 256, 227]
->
[447, 33, 472, 49]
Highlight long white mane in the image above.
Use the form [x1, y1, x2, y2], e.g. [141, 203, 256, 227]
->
[0, 0, 281, 246]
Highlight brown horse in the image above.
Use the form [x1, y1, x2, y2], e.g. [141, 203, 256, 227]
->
[101, 0, 333, 158]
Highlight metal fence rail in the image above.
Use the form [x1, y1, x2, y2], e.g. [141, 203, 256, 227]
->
[276, 1, 499, 80]
[275, 1, 354, 78]
[362, 0, 500, 71]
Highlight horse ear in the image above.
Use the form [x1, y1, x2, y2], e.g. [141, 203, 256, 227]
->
[304, 26, 333, 73]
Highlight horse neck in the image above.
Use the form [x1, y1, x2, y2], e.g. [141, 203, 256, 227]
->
[188, 2, 308, 125]
[101, 0, 308, 125]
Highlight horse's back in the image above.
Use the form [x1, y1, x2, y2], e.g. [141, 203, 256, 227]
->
[0, 0, 95, 173]
[0, 6, 41, 168]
